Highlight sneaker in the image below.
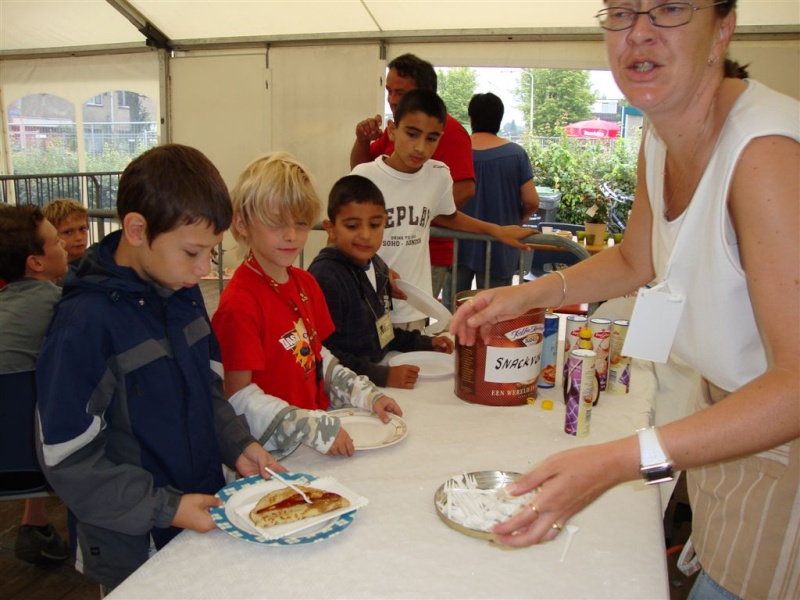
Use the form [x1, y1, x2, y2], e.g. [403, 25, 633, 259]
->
[14, 524, 69, 563]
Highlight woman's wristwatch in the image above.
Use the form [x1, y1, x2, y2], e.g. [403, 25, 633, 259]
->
[637, 426, 674, 485]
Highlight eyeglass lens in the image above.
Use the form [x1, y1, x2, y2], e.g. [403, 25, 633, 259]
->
[597, 2, 720, 31]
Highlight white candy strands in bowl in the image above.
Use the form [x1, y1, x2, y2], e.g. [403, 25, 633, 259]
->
[435, 471, 534, 534]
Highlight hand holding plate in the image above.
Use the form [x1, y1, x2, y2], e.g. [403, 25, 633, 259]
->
[237, 441, 285, 479]
[388, 269, 407, 300]
[327, 428, 355, 457]
[492, 442, 630, 547]
[173, 493, 222, 533]
[372, 394, 404, 421]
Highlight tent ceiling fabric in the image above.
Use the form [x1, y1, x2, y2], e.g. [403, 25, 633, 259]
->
[1, 0, 798, 56]
[1, 0, 143, 51]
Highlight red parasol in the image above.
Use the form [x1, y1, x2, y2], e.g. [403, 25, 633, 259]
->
[565, 119, 621, 139]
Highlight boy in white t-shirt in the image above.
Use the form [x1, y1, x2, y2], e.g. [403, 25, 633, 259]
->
[351, 89, 531, 330]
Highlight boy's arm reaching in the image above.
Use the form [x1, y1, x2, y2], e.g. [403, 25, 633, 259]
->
[321, 346, 403, 422]
[432, 211, 533, 251]
[327, 343, 392, 388]
[308, 259, 395, 386]
[226, 377, 343, 456]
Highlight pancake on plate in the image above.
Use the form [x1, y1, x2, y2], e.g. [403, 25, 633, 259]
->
[249, 485, 350, 528]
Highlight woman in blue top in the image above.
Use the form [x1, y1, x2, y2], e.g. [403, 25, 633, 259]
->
[456, 92, 540, 292]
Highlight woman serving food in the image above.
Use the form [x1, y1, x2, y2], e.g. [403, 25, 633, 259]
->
[451, 2, 799, 598]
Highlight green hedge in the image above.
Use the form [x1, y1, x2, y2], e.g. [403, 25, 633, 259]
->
[11, 140, 151, 175]
[525, 133, 639, 226]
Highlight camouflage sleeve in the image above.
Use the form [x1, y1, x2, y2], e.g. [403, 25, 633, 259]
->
[321, 345, 386, 411]
[282, 409, 342, 455]
[227, 383, 342, 457]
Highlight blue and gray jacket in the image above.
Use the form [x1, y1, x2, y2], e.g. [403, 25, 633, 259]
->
[35, 230, 255, 588]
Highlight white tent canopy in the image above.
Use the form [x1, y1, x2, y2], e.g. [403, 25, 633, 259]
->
[2, 0, 798, 57]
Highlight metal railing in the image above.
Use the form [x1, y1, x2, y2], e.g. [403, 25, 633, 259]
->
[1, 171, 594, 311]
[431, 227, 593, 313]
[300, 226, 595, 314]
[0, 171, 123, 245]
[0, 171, 123, 210]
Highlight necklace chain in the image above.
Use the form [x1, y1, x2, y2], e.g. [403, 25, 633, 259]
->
[244, 251, 318, 345]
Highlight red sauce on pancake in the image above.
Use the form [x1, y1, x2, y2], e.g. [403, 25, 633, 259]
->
[255, 491, 339, 514]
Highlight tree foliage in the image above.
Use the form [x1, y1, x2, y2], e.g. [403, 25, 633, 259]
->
[129, 92, 151, 123]
[525, 133, 639, 226]
[10, 140, 153, 208]
[436, 67, 477, 128]
[11, 139, 79, 174]
[12, 140, 151, 176]
[514, 69, 595, 137]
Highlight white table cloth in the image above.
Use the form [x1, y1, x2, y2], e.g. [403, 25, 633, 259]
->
[108, 357, 668, 600]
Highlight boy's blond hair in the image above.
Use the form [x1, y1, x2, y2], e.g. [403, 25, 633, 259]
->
[230, 151, 321, 254]
[41, 198, 88, 228]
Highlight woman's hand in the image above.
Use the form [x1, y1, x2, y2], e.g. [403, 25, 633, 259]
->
[492, 439, 637, 547]
[449, 284, 539, 346]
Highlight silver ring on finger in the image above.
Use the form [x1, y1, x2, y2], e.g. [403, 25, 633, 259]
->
[552, 522, 562, 532]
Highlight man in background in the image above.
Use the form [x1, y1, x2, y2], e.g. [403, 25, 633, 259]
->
[350, 53, 475, 310]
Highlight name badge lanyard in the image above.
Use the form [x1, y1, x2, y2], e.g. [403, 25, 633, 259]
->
[245, 251, 323, 385]
[622, 204, 694, 364]
[350, 262, 394, 349]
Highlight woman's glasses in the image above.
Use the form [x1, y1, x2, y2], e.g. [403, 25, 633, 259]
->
[595, 1, 728, 31]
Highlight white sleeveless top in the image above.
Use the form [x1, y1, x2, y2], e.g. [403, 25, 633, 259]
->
[645, 80, 800, 392]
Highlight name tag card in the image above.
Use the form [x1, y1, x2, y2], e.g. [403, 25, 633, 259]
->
[622, 283, 685, 363]
[376, 314, 395, 349]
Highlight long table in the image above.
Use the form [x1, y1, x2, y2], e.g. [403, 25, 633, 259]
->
[108, 355, 668, 600]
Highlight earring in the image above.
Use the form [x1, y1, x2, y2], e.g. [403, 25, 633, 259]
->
[707, 56, 718, 67]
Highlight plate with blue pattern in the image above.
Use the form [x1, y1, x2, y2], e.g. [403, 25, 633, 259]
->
[210, 473, 360, 545]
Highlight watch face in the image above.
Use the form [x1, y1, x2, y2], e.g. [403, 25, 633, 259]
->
[641, 463, 674, 485]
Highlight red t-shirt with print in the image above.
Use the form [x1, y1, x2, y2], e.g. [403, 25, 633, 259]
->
[213, 264, 334, 410]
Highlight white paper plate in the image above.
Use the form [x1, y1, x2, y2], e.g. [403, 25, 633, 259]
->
[394, 279, 452, 325]
[387, 351, 454, 379]
[328, 408, 408, 450]
[211, 473, 367, 545]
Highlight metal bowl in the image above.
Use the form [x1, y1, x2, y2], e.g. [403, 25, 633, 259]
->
[433, 471, 523, 541]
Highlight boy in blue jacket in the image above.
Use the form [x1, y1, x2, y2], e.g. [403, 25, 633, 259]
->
[35, 144, 282, 590]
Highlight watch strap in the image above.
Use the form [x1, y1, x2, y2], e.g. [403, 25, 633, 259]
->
[637, 426, 668, 465]
[637, 427, 674, 485]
